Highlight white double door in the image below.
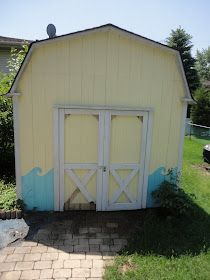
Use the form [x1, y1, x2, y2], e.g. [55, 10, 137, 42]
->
[59, 108, 149, 211]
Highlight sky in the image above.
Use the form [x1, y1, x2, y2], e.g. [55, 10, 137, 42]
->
[1, 0, 210, 55]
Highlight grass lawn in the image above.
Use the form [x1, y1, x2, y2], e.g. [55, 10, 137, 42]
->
[105, 137, 210, 280]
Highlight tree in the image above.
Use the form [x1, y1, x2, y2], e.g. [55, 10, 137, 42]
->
[191, 88, 210, 127]
[166, 27, 200, 93]
[0, 45, 28, 181]
[196, 47, 210, 82]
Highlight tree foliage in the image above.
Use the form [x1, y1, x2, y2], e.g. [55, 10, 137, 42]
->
[166, 27, 200, 93]
[0, 45, 28, 181]
[191, 88, 210, 126]
[196, 47, 210, 82]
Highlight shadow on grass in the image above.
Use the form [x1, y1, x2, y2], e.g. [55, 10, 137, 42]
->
[123, 193, 210, 257]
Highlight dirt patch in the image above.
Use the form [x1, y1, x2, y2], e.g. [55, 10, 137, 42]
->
[192, 163, 210, 176]
[119, 258, 137, 274]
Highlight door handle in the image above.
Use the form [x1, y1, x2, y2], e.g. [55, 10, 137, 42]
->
[98, 166, 107, 172]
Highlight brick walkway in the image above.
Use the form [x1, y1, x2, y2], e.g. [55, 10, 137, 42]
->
[0, 211, 139, 280]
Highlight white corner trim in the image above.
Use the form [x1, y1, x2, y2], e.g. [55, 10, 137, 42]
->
[10, 45, 34, 93]
[177, 53, 192, 101]
[13, 96, 21, 198]
[177, 103, 188, 174]
[141, 111, 153, 208]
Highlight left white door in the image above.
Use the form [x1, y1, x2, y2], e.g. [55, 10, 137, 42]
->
[58, 109, 104, 211]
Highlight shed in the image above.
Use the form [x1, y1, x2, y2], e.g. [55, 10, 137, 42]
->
[8, 24, 194, 211]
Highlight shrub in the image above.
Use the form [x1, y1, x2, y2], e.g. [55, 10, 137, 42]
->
[0, 45, 28, 180]
[0, 180, 24, 210]
[152, 181, 195, 216]
[191, 88, 210, 127]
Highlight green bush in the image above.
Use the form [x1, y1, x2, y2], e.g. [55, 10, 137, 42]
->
[152, 181, 195, 216]
[0, 180, 24, 210]
[0, 45, 28, 181]
[191, 88, 210, 127]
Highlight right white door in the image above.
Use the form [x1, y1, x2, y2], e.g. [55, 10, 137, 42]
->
[102, 111, 148, 211]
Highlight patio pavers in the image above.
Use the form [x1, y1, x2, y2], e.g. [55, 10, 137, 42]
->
[0, 210, 142, 279]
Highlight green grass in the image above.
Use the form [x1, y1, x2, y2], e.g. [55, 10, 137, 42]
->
[105, 137, 210, 280]
[182, 138, 210, 214]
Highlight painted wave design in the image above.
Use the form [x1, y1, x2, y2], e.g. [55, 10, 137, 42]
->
[146, 166, 177, 208]
[21, 167, 54, 211]
[21, 166, 177, 210]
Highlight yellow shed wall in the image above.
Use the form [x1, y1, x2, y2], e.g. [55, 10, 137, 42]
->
[16, 29, 186, 209]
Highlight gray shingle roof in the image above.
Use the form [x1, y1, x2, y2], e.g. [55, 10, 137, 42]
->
[0, 36, 32, 46]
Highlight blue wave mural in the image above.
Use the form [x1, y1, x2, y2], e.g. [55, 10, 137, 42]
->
[146, 166, 178, 207]
[21, 167, 54, 211]
[21, 166, 177, 211]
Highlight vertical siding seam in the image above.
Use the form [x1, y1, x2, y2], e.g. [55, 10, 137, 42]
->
[68, 40, 71, 98]
[92, 36, 96, 104]
[128, 38, 132, 91]
[116, 34, 120, 105]
[104, 32, 109, 105]
[150, 48, 160, 169]
[30, 60, 35, 206]
[138, 45, 143, 105]
[81, 38, 84, 104]
[165, 88, 176, 169]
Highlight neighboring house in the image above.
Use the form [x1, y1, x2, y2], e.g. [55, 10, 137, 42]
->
[0, 36, 31, 74]
[203, 80, 210, 89]
[7, 24, 193, 212]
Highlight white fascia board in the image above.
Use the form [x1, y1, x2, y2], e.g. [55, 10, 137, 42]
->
[9, 45, 34, 94]
[30, 25, 177, 55]
[177, 53, 192, 100]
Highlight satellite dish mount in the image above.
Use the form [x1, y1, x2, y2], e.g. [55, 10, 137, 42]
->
[47, 24, 56, 38]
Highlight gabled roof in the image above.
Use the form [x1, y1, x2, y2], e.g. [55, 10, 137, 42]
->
[0, 35, 32, 47]
[7, 23, 194, 103]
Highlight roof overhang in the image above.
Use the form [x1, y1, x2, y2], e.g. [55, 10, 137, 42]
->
[6, 24, 194, 103]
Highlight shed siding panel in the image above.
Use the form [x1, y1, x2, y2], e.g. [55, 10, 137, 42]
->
[16, 30, 185, 209]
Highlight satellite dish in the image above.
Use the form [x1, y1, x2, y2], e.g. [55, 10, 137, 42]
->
[47, 24, 56, 38]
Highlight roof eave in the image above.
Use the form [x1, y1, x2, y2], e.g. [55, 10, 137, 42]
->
[182, 98, 196, 104]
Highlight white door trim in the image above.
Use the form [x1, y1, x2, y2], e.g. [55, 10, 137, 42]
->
[54, 107, 152, 211]
[141, 111, 153, 208]
[58, 109, 65, 211]
[55, 104, 154, 112]
[96, 111, 105, 211]
[137, 111, 149, 208]
[53, 108, 60, 211]
[101, 111, 111, 211]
